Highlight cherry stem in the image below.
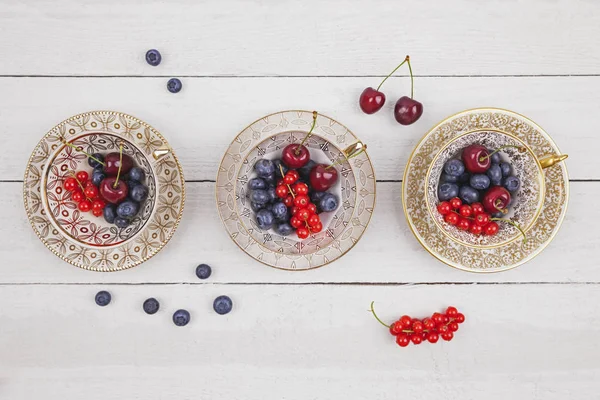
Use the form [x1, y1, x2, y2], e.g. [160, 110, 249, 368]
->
[406, 56, 414, 99]
[491, 217, 527, 243]
[278, 165, 295, 199]
[61, 138, 105, 166]
[369, 301, 390, 328]
[113, 142, 124, 189]
[295, 111, 318, 155]
[494, 199, 508, 214]
[325, 145, 367, 170]
[479, 145, 525, 162]
[376, 55, 409, 92]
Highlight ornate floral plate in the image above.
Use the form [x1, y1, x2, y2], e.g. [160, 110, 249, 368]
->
[23, 111, 185, 271]
[216, 110, 376, 271]
[402, 108, 569, 272]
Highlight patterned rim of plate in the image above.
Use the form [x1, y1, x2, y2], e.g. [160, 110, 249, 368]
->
[23, 111, 185, 272]
[215, 110, 376, 271]
[402, 107, 569, 273]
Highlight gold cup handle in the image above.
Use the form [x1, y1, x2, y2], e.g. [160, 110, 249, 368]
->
[539, 154, 568, 169]
[343, 141, 367, 159]
[152, 147, 172, 161]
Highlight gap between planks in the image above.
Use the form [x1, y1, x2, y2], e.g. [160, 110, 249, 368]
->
[1, 282, 598, 286]
[1, 74, 600, 79]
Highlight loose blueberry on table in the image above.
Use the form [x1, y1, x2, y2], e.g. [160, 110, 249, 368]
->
[143, 298, 160, 315]
[173, 309, 191, 326]
[167, 78, 182, 93]
[145, 49, 162, 66]
[61, 139, 150, 229]
[248, 112, 349, 240]
[195, 263, 212, 280]
[95, 291, 112, 307]
[213, 295, 233, 315]
[436, 144, 526, 239]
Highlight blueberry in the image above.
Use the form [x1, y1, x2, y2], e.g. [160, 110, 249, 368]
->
[490, 152, 501, 164]
[167, 78, 182, 93]
[103, 204, 117, 224]
[310, 191, 327, 204]
[172, 309, 190, 326]
[443, 159, 465, 177]
[504, 176, 520, 192]
[458, 172, 471, 184]
[256, 209, 275, 230]
[500, 162, 512, 177]
[130, 184, 149, 202]
[195, 263, 212, 280]
[114, 217, 130, 228]
[470, 174, 491, 190]
[459, 186, 479, 204]
[250, 189, 269, 204]
[92, 169, 106, 187]
[129, 167, 145, 182]
[263, 174, 276, 185]
[438, 183, 459, 201]
[271, 202, 288, 221]
[319, 193, 339, 212]
[117, 200, 140, 219]
[254, 159, 275, 178]
[143, 298, 160, 315]
[248, 177, 266, 190]
[441, 173, 459, 183]
[273, 159, 288, 179]
[145, 49, 162, 66]
[487, 164, 503, 186]
[88, 153, 104, 168]
[267, 186, 277, 202]
[213, 295, 233, 315]
[250, 202, 265, 212]
[95, 291, 111, 307]
[298, 160, 317, 181]
[274, 222, 294, 236]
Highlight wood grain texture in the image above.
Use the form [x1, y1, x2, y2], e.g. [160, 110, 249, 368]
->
[5, 181, 597, 284]
[3, 76, 597, 181]
[1, 0, 599, 76]
[1, 284, 598, 400]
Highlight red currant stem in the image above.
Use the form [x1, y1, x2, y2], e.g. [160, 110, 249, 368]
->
[295, 111, 318, 155]
[406, 56, 414, 99]
[278, 165, 296, 199]
[479, 145, 525, 162]
[491, 217, 527, 243]
[70, 172, 93, 202]
[60, 137, 105, 166]
[369, 301, 390, 328]
[376, 55, 409, 92]
[325, 144, 367, 170]
[113, 142, 124, 189]
[452, 210, 475, 220]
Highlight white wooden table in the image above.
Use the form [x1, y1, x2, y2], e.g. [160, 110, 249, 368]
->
[2, 1, 599, 399]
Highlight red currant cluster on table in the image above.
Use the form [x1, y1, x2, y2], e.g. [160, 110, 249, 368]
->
[370, 302, 466, 347]
[437, 144, 525, 239]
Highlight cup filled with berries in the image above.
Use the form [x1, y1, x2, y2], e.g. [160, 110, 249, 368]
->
[426, 130, 565, 247]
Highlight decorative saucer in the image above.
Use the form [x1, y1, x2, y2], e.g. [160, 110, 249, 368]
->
[402, 108, 569, 272]
[216, 110, 376, 271]
[23, 111, 185, 271]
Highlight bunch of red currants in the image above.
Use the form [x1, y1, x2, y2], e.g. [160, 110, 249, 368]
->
[276, 170, 323, 239]
[64, 171, 106, 217]
[437, 197, 499, 236]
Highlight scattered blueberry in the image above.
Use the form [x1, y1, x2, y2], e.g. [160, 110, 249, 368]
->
[114, 217, 130, 228]
[143, 298, 160, 315]
[490, 152, 501, 164]
[298, 160, 317, 181]
[486, 164, 503, 186]
[129, 167, 145, 182]
[273, 159, 288, 179]
[504, 176, 520, 192]
[254, 159, 275, 178]
[145, 49, 162, 66]
[249, 177, 267, 190]
[195, 263, 212, 280]
[95, 291, 111, 307]
[213, 295, 233, 315]
[250, 189, 270, 204]
[319, 193, 339, 212]
[500, 162, 512, 177]
[443, 159, 465, 177]
[274, 222, 294, 236]
[441, 173, 459, 183]
[130, 184, 149, 202]
[271, 202, 288, 221]
[117, 200, 140, 219]
[173, 309, 191, 326]
[167, 78, 182, 93]
[88, 153, 104, 168]
[103, 204, 117, 224]
[470, 174, 491, 190]
[92, 169, 106, 187]
[256, 209, 275, 230]
[459, 185, 479, 204]
[438, 183, 459, 201]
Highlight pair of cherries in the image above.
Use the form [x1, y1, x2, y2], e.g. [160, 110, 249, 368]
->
[359, 55, 423, 125]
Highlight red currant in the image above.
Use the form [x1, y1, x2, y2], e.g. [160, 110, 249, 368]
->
[449, 197, 462, 209]
[290, 206, 299, 216]
[471, 202, 484, 215]
[469, 224, 483, 235]
[277, 179, 284, 186]
[399, 315, 412, 329]
[84, 184, 99, 200]
[412, 321, 424, 334]
[457, 218, 470, 231]
[293, 182, 309, 196]
[455, 313, 465, 323]
[296, 227, 310, 239]
[437, 201, 451, 215]
[410, 334, 423, 345]
[484, 222, 499, 236]
[442, 314, 449, 324]
[92, 208, 103, 217]
[474, 213, 490, 226]
[276, 185, 289, 198]
[71, 190, 84, 203]
[389, 321, 403, 336]
[438, 324, 449, 334]
[284, 171, 299, 185]
[283, 196, 294, 207]
[431, 313, 444, 325]
[448, 322, 459, 332]
[296, 208, 310, 221]
[308, 214, 320, 227]
[396, 334, 410, 347]
[64, 177, 78, 191]
[290, 216, 303, 229]
[307, 203, 317, 215]
[311, 222, 323, 233]
[446, 306, 458, 317]
[78, 200, 92, 212]
[441, 332, 454, 341]
[459, 204, 472, 218]
[76, 171, 89, 182]
[294, 195, 309, 208]
[444, 213, 459, 225]
[423, 318, 435, 330]
[426, 332, 439, 343]
[92, 199, 105, 211]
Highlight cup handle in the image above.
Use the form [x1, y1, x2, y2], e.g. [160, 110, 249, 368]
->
[343, 141, 367, 159]
[539, 154, 568, 169]
[152, 147, 172, 161]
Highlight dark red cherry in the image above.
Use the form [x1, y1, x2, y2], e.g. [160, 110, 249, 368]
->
[462, 144, 491, 173]
[104, 152, 134, 176]
[99, 177, 129, 204]
[359, 87, 386, 114]
[482, 186, 511, 214]
[282, 144, 310, 169]
[394, 96, 423, 125]
[309, 164, 338, 191]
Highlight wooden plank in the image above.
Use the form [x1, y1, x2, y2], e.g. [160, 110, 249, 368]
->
[1, 1, 599, 76]
[1, 283, 598, 399]
[5, 181, 597, 284]
[3, 76, 597, 181]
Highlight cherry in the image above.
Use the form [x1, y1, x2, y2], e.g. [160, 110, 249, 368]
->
[484, 221, 499, 236]
[309, 164, 338, 192]
[449, 197, 462, 209]
[461, 144, 491, 173]
[444, 212, 459, 225]
[281, 112, 318, 169]
[76, 171, 89, 183]
[64, 177, 78, 192]
[99, 177, 129, 204]
[359, 87, 386, 114]
[394, 96, 423, 125]
[103, 152, 133, 176]
[78, 200, 92, 212]
[437, 201, 451, 215]
[483, 186, 511, 214]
